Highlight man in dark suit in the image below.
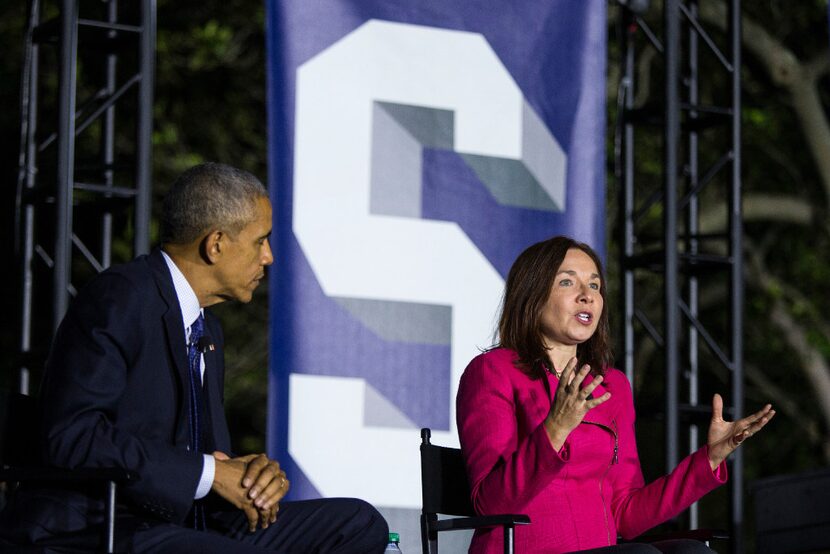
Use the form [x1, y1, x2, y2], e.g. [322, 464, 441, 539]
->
[0, 163, 388, 553]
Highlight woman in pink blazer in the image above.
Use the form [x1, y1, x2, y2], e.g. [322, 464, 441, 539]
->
[457, 236, 775, 553]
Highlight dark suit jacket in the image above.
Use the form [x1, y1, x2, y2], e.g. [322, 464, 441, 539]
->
[4, 249, 232, 544]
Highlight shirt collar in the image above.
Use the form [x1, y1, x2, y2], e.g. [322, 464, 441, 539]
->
[161, 250, 203, 340]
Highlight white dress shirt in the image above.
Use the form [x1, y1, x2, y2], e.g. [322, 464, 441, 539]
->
[162, 250, 215, 500]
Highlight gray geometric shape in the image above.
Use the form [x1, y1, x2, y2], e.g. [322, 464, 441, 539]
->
[520, 100, 567, 211]
[375, 102, 454, 149]
[370, 103, 424, 218]
[334, 296, 451, 345]
[459, 153, 561, 211]
[363, 382, 416, 429]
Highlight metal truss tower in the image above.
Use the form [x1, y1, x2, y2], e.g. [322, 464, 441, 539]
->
[616, 0, 743, 550]
[15, 0, 156, 395]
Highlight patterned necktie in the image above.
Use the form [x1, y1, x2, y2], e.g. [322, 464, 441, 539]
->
[187, 314, 206, 529]
[187, 314, 205, 452]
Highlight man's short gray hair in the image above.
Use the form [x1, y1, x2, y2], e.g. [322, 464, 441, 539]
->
[161, 162, 267, 245]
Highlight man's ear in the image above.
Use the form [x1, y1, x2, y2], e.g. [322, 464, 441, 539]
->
[200, 230, 224, 264]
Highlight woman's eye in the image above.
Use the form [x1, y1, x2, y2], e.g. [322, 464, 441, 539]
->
[559, 279, 572, 286]
[590, 283, 600, 290]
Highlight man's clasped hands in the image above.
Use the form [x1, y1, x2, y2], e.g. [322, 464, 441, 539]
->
[211, 451, 290, 532]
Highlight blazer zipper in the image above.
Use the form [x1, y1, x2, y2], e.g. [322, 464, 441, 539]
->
[583, 419, 619, 545]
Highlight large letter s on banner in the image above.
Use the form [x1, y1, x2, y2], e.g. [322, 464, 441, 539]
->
[291, 20, 565, 508]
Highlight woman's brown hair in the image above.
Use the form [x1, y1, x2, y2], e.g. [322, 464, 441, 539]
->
[497, 236, 613, 379]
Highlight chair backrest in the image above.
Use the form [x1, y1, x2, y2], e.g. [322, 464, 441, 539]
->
[0, 391, 40, 468]
[420, 428, 475, 517]
[752, 467, 830, 554]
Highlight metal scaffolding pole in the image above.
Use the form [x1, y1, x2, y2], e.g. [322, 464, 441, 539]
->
[663, 0, 681, 475]
[135, 0, 156, 256]
[728, 2, 744, 549]
[685, 0, 701, 530]
[54, 0, 79, 333]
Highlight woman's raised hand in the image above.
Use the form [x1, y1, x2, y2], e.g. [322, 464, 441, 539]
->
[707, 393, 775, 470]
[544, 357, 611, 451]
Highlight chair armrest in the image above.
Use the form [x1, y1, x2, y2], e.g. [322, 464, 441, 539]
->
[0, 466, 138, 483]
[632, 528, 729, 543]
[434, 514, 530, 532]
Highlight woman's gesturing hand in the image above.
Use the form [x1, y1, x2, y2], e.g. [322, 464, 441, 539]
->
[707, 393, 775, 470]
[544, 357, 612, 451]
